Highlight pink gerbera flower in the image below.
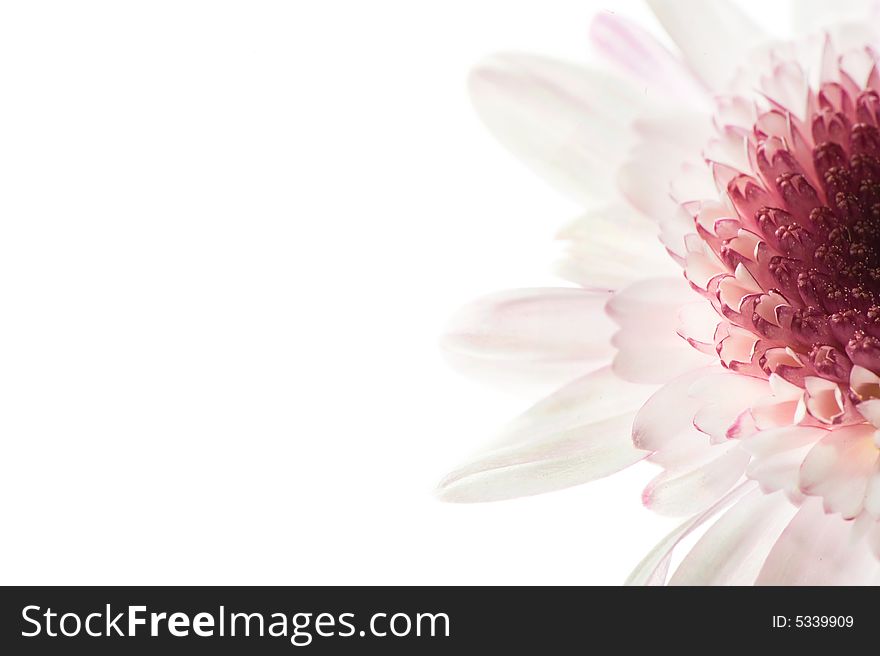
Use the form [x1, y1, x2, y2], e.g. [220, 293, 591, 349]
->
[438, 0, 880, 584]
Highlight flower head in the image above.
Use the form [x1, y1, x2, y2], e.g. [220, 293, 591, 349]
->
[440, 0, 880, 584]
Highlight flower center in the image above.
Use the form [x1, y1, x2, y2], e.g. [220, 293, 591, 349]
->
[694, 78, 880, 397]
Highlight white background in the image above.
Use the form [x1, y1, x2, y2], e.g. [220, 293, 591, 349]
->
[0, 0, 790, 584]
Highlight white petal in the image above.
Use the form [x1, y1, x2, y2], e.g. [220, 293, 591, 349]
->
[589, 12, 709, 107]
[437, 414, 641, 503]
[606, 277, 694, 324]
[851, 365, 880, 400]
[792, 0, 880, 36]
[677, 301, 720, 353]
[643, 444, 750, 516]
[864, 471, 880, 518]
[632, 367, 711, 455]
[437, 367, 654, 502]
[741, 425, 826, 496]
[618, 140, 699, 221]
[689, 373, 769, 442]
[857, 398, 880, 427]
[625, 482, 756, 585]
[634, 366, 763, 473]
[646, 0, 768, 89]
[442, 287, 615, 386]
[556, 204, 678, 291]
[868, 519, 880, 559]
[803, 376, 846, 424]
[618, 112, 713, 221]
[751, 374, 806, 430]
[671, 160, 719, 205]
[607, 277, 714, 383]
[659, 206, 697, 261]
[616, 155, 679, 221]
[469, 53, 645, 206]
[669, 489, 798, 585]
[799, 424, 879, 519]
[756, 497, 880, 585]
[611, 330, 714, 383]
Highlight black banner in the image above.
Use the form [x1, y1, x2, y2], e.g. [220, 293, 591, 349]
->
[0, 586, 873, 653]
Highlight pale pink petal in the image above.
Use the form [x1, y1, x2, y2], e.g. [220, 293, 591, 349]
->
[741, 425, 827, 496]
[442, 288, 616, 387]
[626, 482, 757, 586]
[658, 206, 698, 261]
[792, 0, 880, 36]
[468, 53, 645, 206]
[643, 443, 750, 516]
[607, 278, 715, 383]
[669, 489, 798, 585]
[851, 365, 880, 400]
[589, 12, 708, 106]
[760, 62, 809, 119]
[864, 471, 880, 518]
[857, 398, 880, 427]
[714, 95, 757, 131]
[647, 0, 767, 89]
[606, 278, 696, 322]
[634, 112, 714, 157]
[799, 424, 879, 519]
[611, 330, 715, 384]
[633, 367, 756, 490]
[756, 497, 880, 585]
[618, 112, 714, 221]
[632, 367, 709, 454]
[751, 375, 807, 430]
[556, 205, 678, 290]
[684, 249, 726, 291]
[497, 366, 653, 444]
[689, 372, 769, 442]
[437, 414, 640, 502]
[704, 127, 751, 172]
[803, 376, 846, 424]
[868, 519, 880, 559]
[670, 161, 719, 205]
[437, 367, 654, 502]
[617, 153, 680, 221]
[677, 302, 720, 353]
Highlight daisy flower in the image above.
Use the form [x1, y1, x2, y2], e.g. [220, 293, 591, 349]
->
[438, 0, 880, 584]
